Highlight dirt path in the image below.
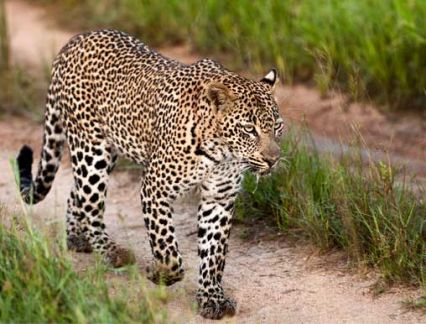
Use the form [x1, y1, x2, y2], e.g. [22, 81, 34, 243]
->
[2, 1, 425, 323]
[5, 0, 73, 73]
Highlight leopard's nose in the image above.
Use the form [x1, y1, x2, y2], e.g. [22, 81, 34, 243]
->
[263, 139, 281, 169]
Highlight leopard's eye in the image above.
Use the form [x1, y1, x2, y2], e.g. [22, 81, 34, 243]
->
[240, 123, 258, 137]
[274, 122, 283, 132]
[274, 118, 285, 137]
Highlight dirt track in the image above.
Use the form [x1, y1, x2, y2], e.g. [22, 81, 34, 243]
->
[1, 1, 425, 323]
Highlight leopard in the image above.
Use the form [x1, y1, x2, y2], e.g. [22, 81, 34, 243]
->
[16, 29, 285, 319]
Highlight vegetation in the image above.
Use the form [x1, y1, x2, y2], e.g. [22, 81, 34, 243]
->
[37, 0, 425, 110]
[237, 129, 426, 288]
[0, 66, 46, 118]
[0, 203, 164, 323]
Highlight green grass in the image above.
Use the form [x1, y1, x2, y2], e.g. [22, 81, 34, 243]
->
[236, 128, 426, 289]
[0, 204, 165, 323]
[0, 66, 46, 119]
[37, 0, 425, 110]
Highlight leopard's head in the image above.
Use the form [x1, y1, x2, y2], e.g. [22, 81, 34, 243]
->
[208, 69, 285, 175]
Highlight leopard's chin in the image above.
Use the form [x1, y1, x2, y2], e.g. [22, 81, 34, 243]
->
[258, 168, 272, 176]
[249, 161, 280, 176]
[248, 165, 271, 176]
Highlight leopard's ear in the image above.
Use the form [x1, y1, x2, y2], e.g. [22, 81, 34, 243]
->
[207, 82, 236, 111]
[260, 68, 278, 90]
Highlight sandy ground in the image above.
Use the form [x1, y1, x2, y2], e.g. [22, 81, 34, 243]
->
[2, 1, 425, 323]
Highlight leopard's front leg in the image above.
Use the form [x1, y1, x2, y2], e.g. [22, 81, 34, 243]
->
[196, 164, 243, 319]
[140, 171, 184, 286]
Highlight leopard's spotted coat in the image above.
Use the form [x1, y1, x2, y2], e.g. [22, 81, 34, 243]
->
[17, 30, 285, 319]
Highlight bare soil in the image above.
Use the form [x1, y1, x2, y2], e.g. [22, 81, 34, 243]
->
[2, 1, 425, 323]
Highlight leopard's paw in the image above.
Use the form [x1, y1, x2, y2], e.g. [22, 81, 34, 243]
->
[197, 294, 237, 319]
[105, 246, 136, 268]
[146, 260, 184, 286]
[67, 234, 92, 253]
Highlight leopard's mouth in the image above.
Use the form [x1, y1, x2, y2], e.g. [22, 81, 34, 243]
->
[247, 159, 279, 176]
[257, 168, 271, 176]
[248, 164, 272, 176]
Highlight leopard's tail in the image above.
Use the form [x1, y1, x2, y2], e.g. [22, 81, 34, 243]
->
[16, 68, 65, 205]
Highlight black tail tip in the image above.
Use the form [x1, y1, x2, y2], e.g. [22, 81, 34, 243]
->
[17, 145, 34, 172]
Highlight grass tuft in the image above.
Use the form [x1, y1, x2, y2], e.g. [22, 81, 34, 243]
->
[0, 204, 164, 323]
[0, 66, 46, 119]
[237, 128, 426, 288]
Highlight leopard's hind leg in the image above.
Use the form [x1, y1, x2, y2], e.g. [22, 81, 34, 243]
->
[66, 184, 92, 253]
[67, 136, 134, 267]
[66, 152, 118, 253]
